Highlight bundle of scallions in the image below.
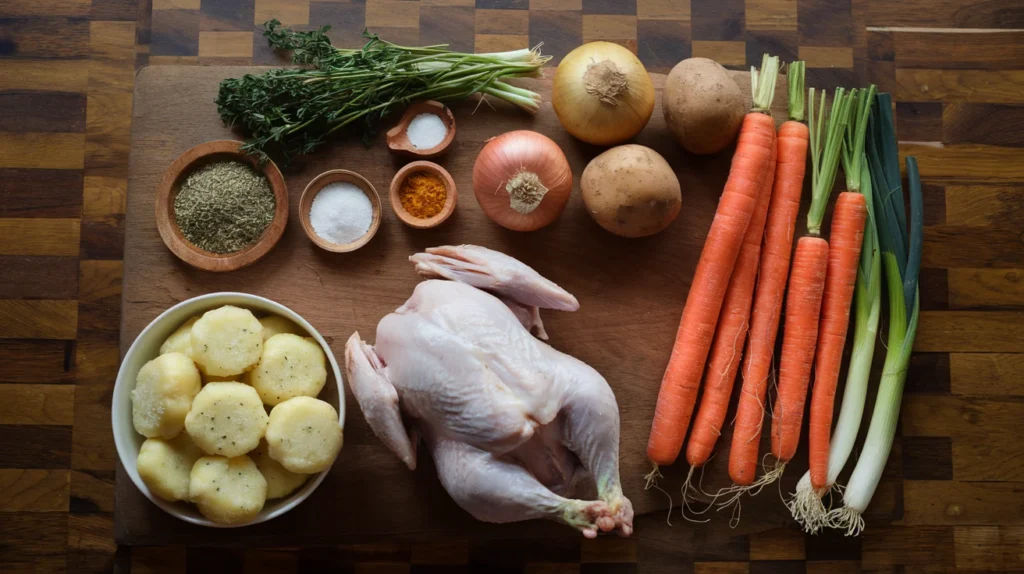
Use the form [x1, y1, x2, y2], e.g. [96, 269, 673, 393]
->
[827, 94, 923, 536]
[217, 20, 550, 163]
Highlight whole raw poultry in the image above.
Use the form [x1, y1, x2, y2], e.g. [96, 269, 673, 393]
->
[345, 245, 633, 537]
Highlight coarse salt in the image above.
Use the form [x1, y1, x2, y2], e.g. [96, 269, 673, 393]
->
[406, 113, 447, 150]
[309, 182, 373, 245]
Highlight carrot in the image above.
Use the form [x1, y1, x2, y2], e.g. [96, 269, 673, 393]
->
[646, 55, 779, 469]
[769, 87, 854, 469]
[685, 139, 777, 470]
[728, 62, 808, 486]
[807, 192, 866, 487]
[806, 86, 877, 490]
[770, 235, 828, 460]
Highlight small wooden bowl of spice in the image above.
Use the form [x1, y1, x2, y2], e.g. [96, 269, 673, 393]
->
[155, 140, 288, 272]
[299, 169, 382, 253]
[386, 101, 456, 159]
[389, 161, 457, 229]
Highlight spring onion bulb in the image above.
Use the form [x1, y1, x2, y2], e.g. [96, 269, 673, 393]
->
[826, 94, 923, 536]
[552, 42, 655, 146]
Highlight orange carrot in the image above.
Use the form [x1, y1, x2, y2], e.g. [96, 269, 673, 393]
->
[770, 87, 854, 468]
[770, 236, 828, 460]
[728, 65, 809, 487]
[686, 139, 777, 468]
[808, 198, 868, 487]
[647, 55, 780, 468]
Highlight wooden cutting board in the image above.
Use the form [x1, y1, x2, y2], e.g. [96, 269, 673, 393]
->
[118, 65, 825, 545]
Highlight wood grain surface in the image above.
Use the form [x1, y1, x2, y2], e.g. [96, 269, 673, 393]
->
[0, 0, 1022, 572]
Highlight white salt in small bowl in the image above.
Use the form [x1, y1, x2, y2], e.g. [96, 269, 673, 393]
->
[386, 100, 456, 159]
[299, 170, 382, 253]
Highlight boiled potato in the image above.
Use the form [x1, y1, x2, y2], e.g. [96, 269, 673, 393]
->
[662, 57, 745, 155]
[185, 382, 269, 457]
[259, 315, 302, 341]
[159, 316, 200, 358]
[131, 352, 202, 439]
[250, 334, 327, 406]
[202, 373, 240, 384]
[581, 144, 682, 238]
[251, 439, 309, 500]
[189, 455, 267, 525]
[190, 305, 263, 376]
[265, 397, 343, 474]
[136, 433, 203, 502]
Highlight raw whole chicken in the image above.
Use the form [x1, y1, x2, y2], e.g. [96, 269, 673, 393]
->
[345, 245, 633, 538]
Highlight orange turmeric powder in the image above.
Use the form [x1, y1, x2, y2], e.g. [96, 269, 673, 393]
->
[399, 172, 447, 219]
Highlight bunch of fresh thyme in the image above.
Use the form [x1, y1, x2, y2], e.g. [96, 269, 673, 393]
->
[216, 20, 550, 163]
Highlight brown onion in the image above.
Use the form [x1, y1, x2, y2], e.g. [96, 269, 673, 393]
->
[472, 130, 573, 232]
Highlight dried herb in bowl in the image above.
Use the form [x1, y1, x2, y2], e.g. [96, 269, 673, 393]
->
[216, 21, 549, 164]
[174, 161, 275, 254]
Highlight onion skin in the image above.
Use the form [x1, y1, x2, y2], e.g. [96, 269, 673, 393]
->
[553, 42, 655, 146]
[472, 130, 573, 232]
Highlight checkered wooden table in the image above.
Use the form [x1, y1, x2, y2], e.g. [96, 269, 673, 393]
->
[1, 0, 1022, 571]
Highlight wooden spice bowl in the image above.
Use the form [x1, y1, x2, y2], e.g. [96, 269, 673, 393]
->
[155, 140, 289, 272]
[299, 169, 382, 253]
[385, 101, 456, 159]
[389, 161, 458, 229]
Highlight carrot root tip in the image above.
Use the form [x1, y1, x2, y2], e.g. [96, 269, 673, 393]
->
[644, 464, 674, 527]
[680, 466, 714, 524]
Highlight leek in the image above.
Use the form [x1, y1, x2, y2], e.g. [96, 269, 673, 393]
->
[826, 93, 923, 535]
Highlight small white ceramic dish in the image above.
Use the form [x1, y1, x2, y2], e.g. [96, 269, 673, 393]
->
[112, 292, 345, 528]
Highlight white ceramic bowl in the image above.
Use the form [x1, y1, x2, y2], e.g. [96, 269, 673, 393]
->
[112, 292, 345, 528]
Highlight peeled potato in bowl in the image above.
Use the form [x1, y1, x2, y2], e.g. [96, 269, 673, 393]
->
[113, 293, 345, 528]
[190, 305, 263, 376]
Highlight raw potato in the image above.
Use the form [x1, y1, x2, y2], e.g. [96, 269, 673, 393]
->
[190, 305, 263, 376]
[259, 315, 303, 341]
[185, 382, 269, 457]
[252, 439, 309, 500]
[250, 334, 328, 406]
[189, 455, 267, 525]
[131, 352, 202, 439]
[159, 316, 200, 358]
[266, 397, 343, 474]
[581, 144, 682, 238]
[662, 58, 745, 155]
[136, 433, 203, 502]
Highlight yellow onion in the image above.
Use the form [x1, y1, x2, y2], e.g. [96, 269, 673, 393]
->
[473, 130, 573, 232]
[552, 42, 655, 146]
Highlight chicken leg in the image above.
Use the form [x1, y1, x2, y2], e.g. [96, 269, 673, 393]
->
[431, 439, 620, 538]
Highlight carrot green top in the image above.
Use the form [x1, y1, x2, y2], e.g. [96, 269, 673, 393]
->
[787, 61, 805, 122]
[841, 84, 878, 194]
[807, 87, 854, 235]
[750, 54, 780, 114]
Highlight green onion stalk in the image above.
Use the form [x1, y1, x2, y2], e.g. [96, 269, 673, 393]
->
[826, 93, 923, 536]
[787, 86, 878, 533]
[216, 21, 551, 164]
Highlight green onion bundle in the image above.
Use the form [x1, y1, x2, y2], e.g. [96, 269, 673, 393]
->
[827, 93, 923, 535]
[217, 21, 550, 163]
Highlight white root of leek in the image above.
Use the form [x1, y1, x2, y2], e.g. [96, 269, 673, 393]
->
[827, 280, 920, 536]
[789, 235, 881, 533]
